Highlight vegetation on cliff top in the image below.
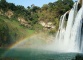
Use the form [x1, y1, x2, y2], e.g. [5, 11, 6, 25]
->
[0, 0, 74, 47]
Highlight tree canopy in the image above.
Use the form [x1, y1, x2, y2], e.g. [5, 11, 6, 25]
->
[0, 0, 74, 47]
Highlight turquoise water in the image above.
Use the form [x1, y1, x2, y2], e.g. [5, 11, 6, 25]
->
[0, 48, 81, 60]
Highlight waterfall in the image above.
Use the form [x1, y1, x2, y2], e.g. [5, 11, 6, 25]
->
[70, 6, 83, 52]
[55, 1, 83, 52]
[63, 2, 78, 52]
[56, 12, 67, 42]
[55, 12, 67, 51]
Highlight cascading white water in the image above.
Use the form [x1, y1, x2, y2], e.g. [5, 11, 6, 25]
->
[56, 12, 67, 42]
[63, 2, 78, 52]
[55, 0, 83, 52]
[70, 6, 83, 52]
[54, 12, 68, 52]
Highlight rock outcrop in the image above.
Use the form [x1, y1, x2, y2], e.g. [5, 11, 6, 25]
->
[39, 21, 55, 30]
[5, 10, 13, 18]
[18, 17, 29, 27]
[78, 0, 83, 6]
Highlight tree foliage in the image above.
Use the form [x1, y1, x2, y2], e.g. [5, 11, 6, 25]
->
[0, 19, 11, 47]
[0, 0, 74, 26]
[0, 0, 74, 46]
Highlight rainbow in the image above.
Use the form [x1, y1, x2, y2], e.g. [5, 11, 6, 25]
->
[1, 34, 35, 57]
[9, 37, 29, 49]
[9, 33, 36, 49]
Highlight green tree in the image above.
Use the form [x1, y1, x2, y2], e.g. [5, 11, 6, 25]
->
[0, 20, 11, 47]
[42, 4, 48, 10]
[1, 0, 6, 3]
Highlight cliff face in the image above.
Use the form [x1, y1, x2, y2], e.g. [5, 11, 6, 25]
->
[78, 0, 83, 6]
[39, 21, 55, 30]
[18, 17, 29, 27]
